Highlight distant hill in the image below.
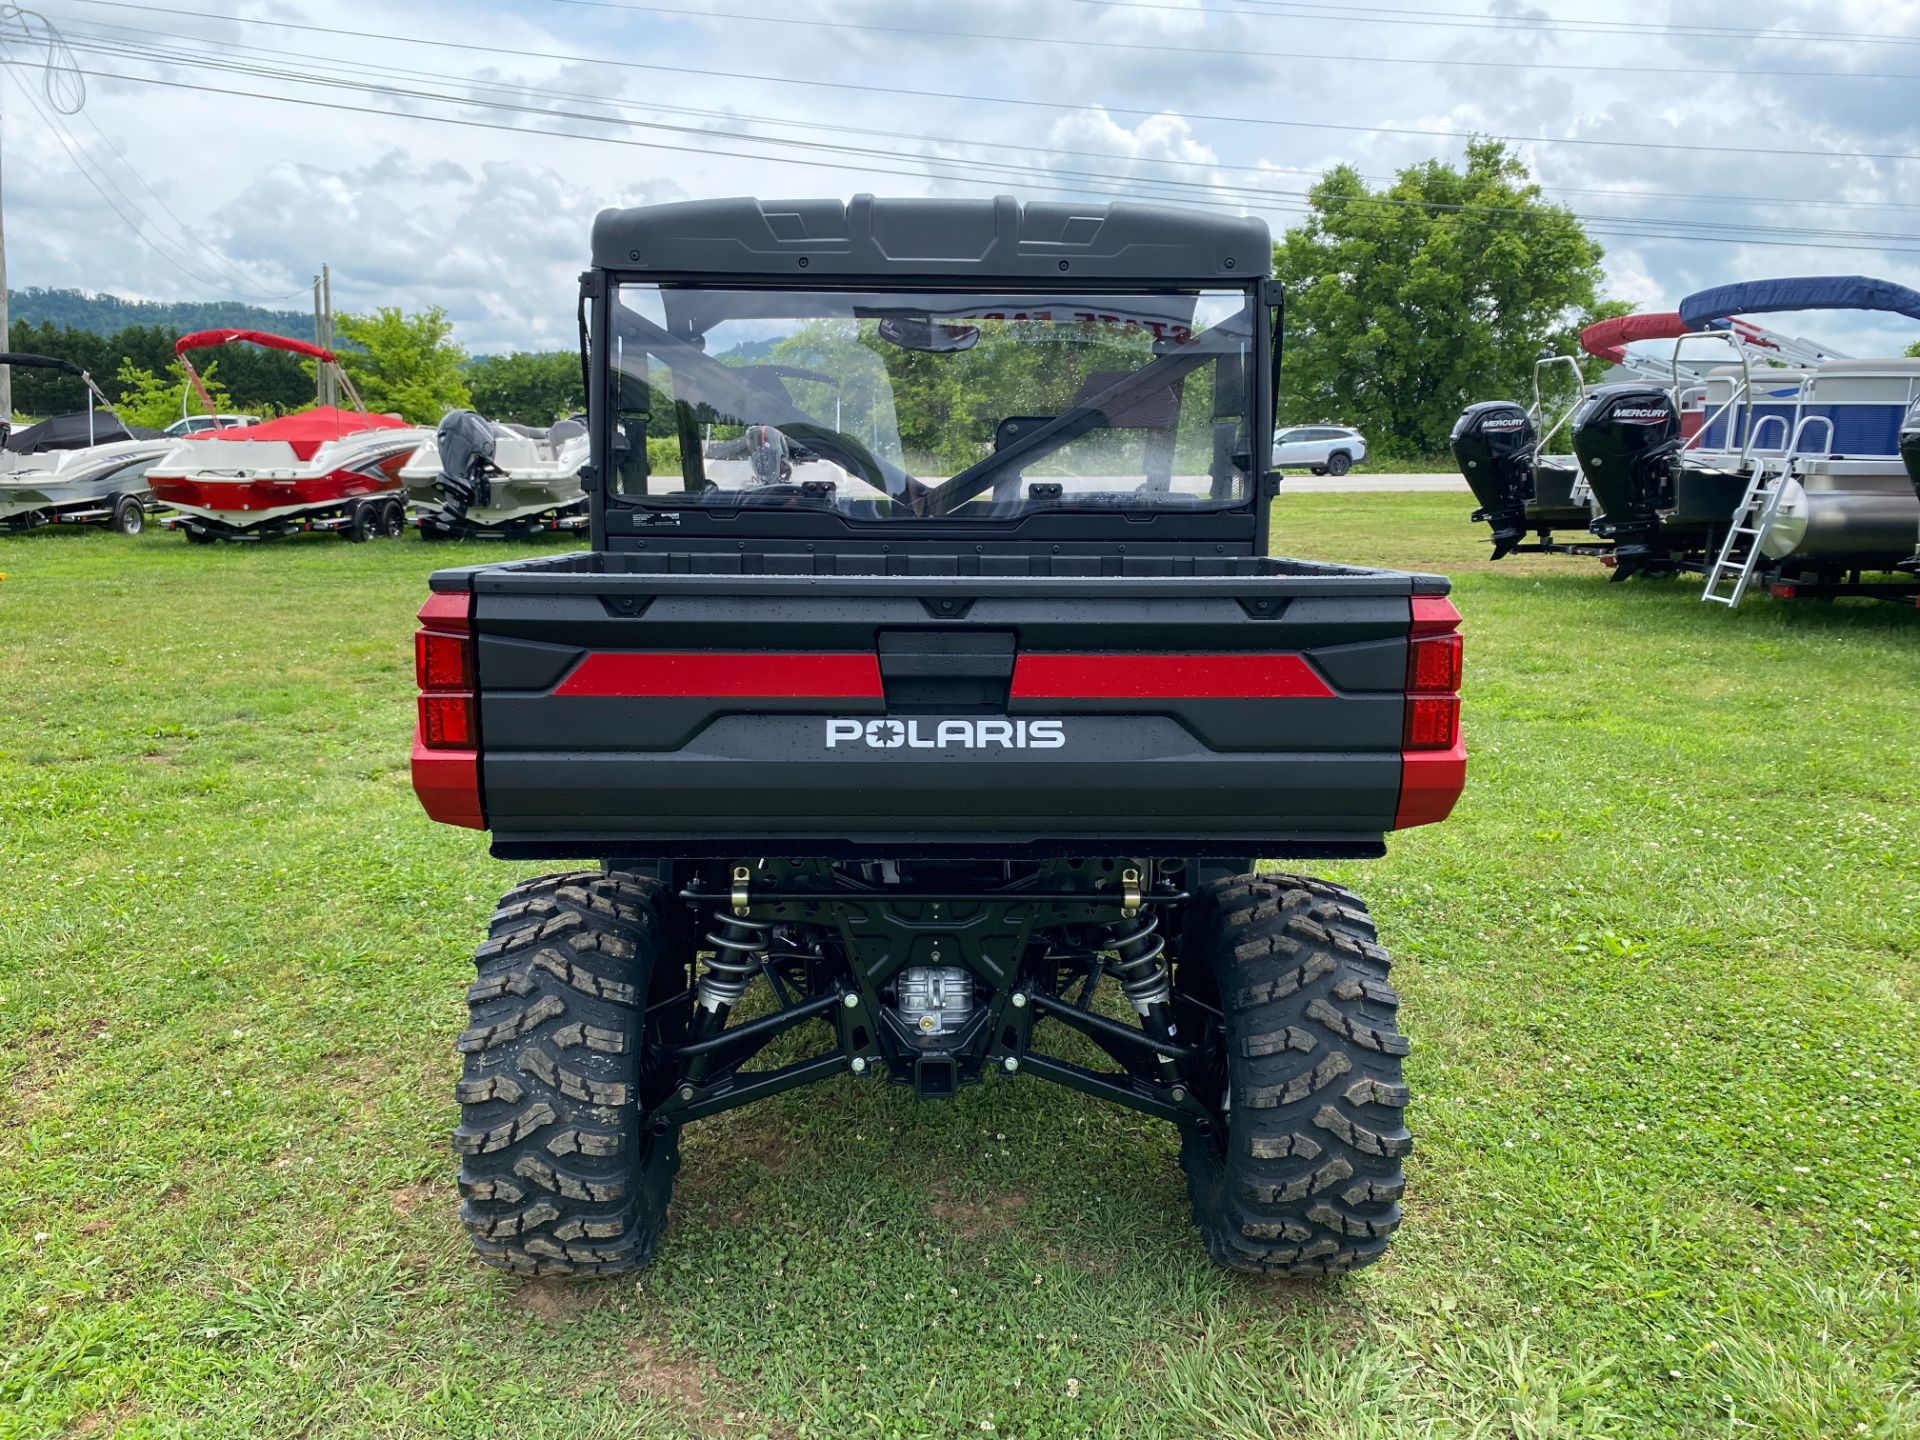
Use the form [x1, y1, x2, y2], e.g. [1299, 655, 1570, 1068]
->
[5, 288, 315, 342]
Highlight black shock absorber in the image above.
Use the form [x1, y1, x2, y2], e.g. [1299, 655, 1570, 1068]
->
[1104, 867, 1183, 1088]
[680, 871, 772, 1088]
[699, 865, 771, 1023]
[1108, 909, 1169, 1013]
[701, 911, 771, 1014]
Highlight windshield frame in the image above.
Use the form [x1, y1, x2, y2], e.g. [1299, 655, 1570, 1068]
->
[582, 270, 1278, 554]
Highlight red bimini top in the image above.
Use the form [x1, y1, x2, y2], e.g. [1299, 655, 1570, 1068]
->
[1579, 312, 1688, 365]
[196, 406, 413, 462]
[175, 327, 338, 364]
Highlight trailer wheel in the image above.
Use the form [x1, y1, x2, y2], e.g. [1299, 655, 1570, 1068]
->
[184, 524, 217, 545]
[377, 499, 406, 538]
[453, 869, 681, 1276]
[1326, 451, 1353, 477]
[343, 501, 374, 542]
[1178, 873, 1409, 1276]
[108, 495, 145, 536]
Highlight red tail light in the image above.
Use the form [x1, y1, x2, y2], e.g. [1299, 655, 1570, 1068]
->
[1404, 695, 1460, 749]
[1396, 595, 1465, 829]
[416, 630, 472, 691]
[1407, 631, 1463, 695]
[1403, 597, 1462, 752]
[419, 693, 476, 747]
[412, 591, 483, 828]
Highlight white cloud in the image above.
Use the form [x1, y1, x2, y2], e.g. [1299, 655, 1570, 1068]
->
[7, 0, 1919, 358]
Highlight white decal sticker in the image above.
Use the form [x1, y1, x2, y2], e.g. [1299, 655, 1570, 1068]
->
[825, 718, 1068, 750]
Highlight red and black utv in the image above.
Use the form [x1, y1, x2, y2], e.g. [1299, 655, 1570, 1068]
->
[411, 196, 1466, 1278]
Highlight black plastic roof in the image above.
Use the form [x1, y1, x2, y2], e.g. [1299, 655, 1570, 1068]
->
[591, 195, 1270, 284]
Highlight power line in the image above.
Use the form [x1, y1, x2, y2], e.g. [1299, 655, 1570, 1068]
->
[1053, 0, 1920, 49]
[0, 20, 290, 299]
[41, 23, 1920, 249]
[0, 67, 252, 293]
[541, 0, 1920, 84]
[35, 57, 1920, 256]
[48, 0, 1920, 166]
[57, 10, 1920, 218]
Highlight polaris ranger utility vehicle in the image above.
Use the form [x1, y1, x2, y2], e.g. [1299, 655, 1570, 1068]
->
[412, 196, 1466, 1278]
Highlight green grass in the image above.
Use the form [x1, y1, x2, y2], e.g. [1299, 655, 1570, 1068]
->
[2, 500, 1916, 1438]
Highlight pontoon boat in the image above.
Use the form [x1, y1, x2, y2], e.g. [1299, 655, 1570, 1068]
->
[1673, 279, 1920, 606]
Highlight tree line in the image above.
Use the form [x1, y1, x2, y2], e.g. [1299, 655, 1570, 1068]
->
[2, 309, 583, 430]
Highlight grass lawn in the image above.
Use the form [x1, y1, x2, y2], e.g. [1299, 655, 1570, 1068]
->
[1, 496, 1915, 1438]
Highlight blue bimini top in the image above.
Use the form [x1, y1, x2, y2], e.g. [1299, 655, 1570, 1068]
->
[1679, 275, 1920, 331]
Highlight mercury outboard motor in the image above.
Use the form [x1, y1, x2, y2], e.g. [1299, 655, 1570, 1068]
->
[1570, 384, 1681, 579]
[1901, 396, 1920, 570]
[427, 409, 500, 535]
[1450, 401, 1537, 559]
[745, 423, 794, 485]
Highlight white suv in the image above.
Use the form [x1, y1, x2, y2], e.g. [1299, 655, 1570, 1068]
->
[165, 414, 260, 437]
[1272, 424, 1367, 476]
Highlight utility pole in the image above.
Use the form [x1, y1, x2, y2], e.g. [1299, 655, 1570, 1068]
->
[2, 102, 11, 423]
[321, 262, 336, 408]
[312, 274, 325, 407]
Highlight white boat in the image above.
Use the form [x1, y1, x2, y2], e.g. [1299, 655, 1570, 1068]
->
[400, 410, 589, 538]
[0, 352, 178, 535]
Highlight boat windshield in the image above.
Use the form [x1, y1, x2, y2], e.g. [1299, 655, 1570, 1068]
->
[605, 284, 1258, 519]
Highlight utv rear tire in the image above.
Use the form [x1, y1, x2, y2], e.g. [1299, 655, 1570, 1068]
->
[453, 870, 681, 1276]
[1179, 874, 1410, 1275]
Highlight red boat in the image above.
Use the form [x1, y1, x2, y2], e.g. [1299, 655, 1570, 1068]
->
[148, 329, 429, 541]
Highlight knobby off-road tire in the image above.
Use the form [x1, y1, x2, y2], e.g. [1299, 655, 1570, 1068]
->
[453, 870, 681, 1276]
[1179, 873, 1411, 1276]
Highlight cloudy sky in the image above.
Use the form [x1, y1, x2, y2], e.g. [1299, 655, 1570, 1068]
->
[5, 0, 1920, 356]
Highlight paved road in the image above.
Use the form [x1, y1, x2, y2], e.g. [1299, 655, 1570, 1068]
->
[1279, 472, 1469, 493]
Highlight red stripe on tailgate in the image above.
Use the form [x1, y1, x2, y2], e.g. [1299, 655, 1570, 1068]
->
[554, 652, 884, 699]
[1011, 653, 1334, 700]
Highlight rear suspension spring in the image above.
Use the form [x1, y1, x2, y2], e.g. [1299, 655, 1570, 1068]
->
[700, 909, 772, 1014]
[1107, 909, 1170, 1015]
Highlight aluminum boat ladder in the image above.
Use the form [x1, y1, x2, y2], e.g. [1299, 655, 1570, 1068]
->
[1701, 416, 1832, 608]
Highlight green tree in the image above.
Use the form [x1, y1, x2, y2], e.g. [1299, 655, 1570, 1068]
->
[112, 358, 234, 430]
[333, 307, 471, 422]
[1906, 340, 1920, 359]
[1273, 139, 1614, 459]
[466, 350, 582, 425]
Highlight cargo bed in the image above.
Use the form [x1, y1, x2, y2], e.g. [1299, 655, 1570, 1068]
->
[417, 551, 1462, 860]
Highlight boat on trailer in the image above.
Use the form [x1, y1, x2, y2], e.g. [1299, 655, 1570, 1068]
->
[399, 410, 589, 539]
[0, 352, 175, 535]
[1672, 278, 1920, 608]
[148, 329, 429, 543]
